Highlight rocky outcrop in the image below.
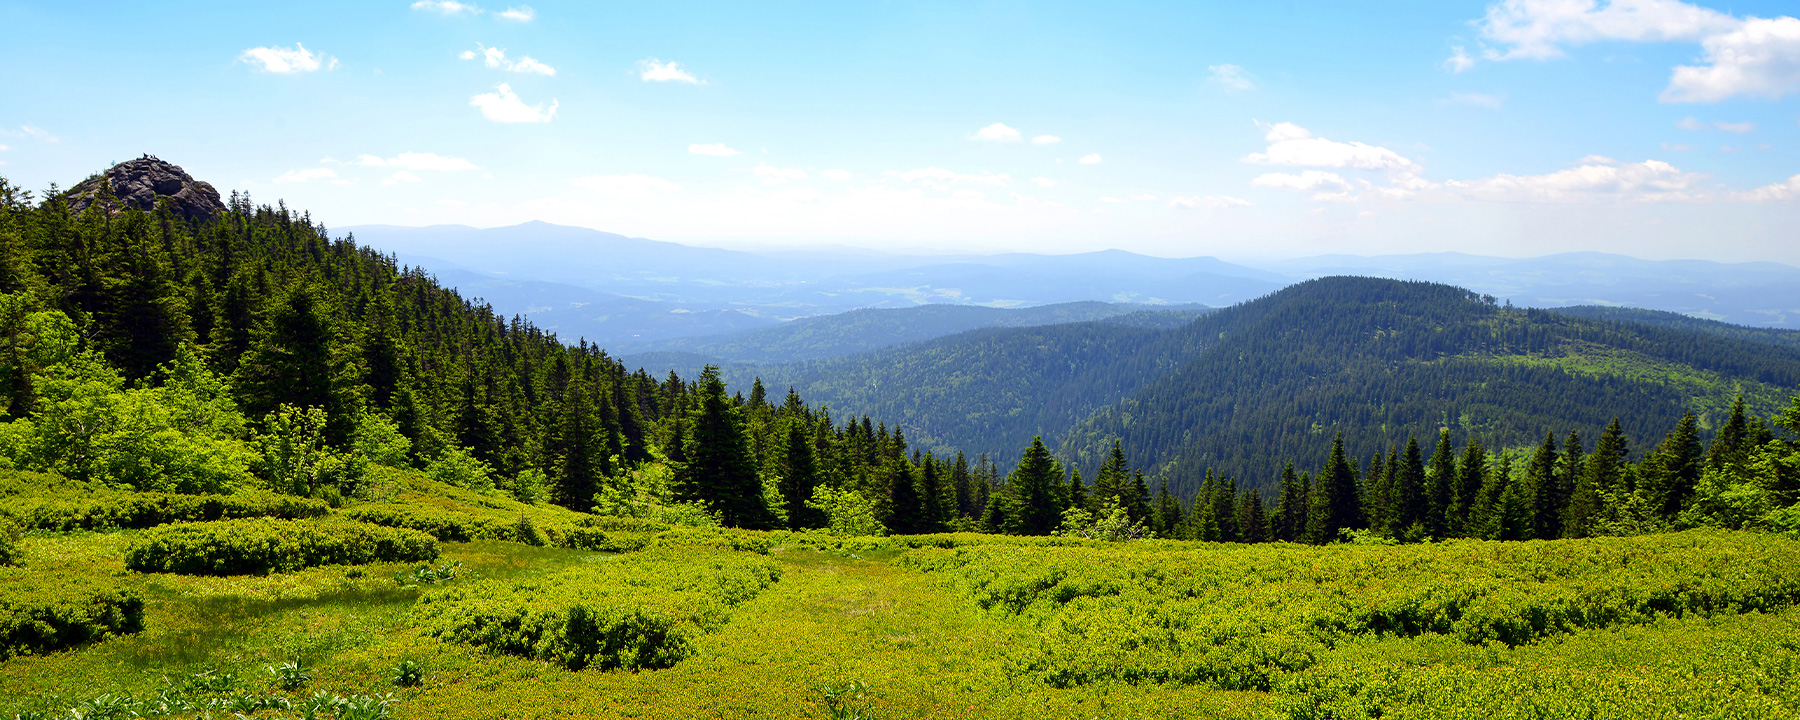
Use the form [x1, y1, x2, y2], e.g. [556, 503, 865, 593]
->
[63, 156, 226, 224]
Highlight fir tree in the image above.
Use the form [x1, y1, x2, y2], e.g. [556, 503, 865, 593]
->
[1388, 437, 1426, 539]
[675, 367, 775, 529]
[1424, 429, 1456, 539]
[1640, 413, 1702, 522]
[1306, 433, 1359, 544]
[1522, 432, 1561, 540]
[1008, 436, 1063, 535]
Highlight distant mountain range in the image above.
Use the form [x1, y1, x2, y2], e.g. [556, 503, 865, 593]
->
[343, 223, 1800, 357]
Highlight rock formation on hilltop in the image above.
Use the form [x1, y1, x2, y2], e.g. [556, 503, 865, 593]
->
[62, 155, 226, 224]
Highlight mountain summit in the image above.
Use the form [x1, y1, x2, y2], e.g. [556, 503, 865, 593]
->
[62, 155, 226, 223]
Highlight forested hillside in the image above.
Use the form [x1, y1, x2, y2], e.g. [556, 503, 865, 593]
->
[736, 278, 1800, 500]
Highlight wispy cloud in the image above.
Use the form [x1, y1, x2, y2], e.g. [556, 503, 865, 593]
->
[411, 0, 480, 15]
[240, 43, 337, 74]
[1208, 63, 1254, 90]
[470, 83, 558, 123]
[461, 44, 554, 75]
[1078, 153, 1103, 165]
[1678, 116, 1759, 132]
[1245, 122, 1421, 173]
[753, 164, 808, 184]
[1032, 134, 1062, 145]
[381, 171, 423, 186]
[497, 5, 535, 21]
[972, 123, 1022, 142]
[1169, 194, 1253, 209]
[358, 152, 479, 171]
[638, 59, 699, 83]
[688, 143, 741, 157]
[1443, 46, 1476, 73]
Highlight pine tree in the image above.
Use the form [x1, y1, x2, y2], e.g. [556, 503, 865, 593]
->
[1362, 451, 1390, 533]
[1388, 437, 1426, 539]
[1555, 430, 1584, 538]
[1211, 475, 1239, 542]
[1566, 418, 1626, 538]
[676, 366, 775, 529]
[918, 454, 949, 534]
[234, 282, 356, 442]
[1424, 429, 1456, 539]
[951, 451, 975, 519]
[1068, 467, 1089, 515]
[1155, 481, 1183, 537]
[1306, 433, 1359, 544]
[885, 457, 923, 534]
[778, 420, 824, 529]
[1009, 436, 1063, 535]
[1273, 462, 1304, 542]
[1236, 490, 1268, 543]
[1450, 438, 1487, 537]
[1640, 413, 1702, 522]
[1706, 396, 1752, 473]
[1522, 432, 1560, 540]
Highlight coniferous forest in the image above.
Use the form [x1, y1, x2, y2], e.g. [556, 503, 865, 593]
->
[5, 161, 1800, 719]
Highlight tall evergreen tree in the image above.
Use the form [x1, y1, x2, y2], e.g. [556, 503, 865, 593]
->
[1640, 413, 1702, 522]
[1566, 418, 1627, 538]
[917, 454, 950, 534]
[1388, 437, 1426, 538]
[1522, 432, 1561, 540]
[1236, 490, 1268, 543]
[1273, 462, 1304, 542]
[1306, 433, 1359, 544]
[675, 367, 775, 529]
[1424, 429, 1456, 539]
[1450, 438, 1487, 537]
[778, 420, 824, 529]
[1008, 436, 1063, 535]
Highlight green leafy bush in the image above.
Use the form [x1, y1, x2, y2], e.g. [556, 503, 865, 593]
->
[424, 446, 493, 492]
[1, 489, 329, 531]
[124, 518, 438, 576]
[340, 503, 512, 542]
[0, 569, 144, 660]
[0, 515, 19, 566]
[897, 530, 1800, 691]
[412, 546, 781, 670]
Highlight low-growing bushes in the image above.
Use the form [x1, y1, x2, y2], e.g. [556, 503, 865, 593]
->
[896, 530, 1800, 691]
[1, 490, 329, 531]
[124, 518, 438, 575]
[343, 503, 653, 552]
[412, 546, 781, 670]
[0, 569, 143, 660]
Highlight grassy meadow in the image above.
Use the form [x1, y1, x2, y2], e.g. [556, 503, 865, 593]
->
[5, 468, 1800, 720]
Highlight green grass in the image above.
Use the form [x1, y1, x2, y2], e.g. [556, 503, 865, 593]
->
[5, 509, 1800, 718]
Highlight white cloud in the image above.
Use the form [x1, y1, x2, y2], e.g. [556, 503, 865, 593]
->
[1676, 116, 1709, 130]
[463, 44, 555, 75]
[1078, 153, 1103, 165]
[1246, 122, 1421, 173]
[1252, 170, 1352, 193]
[358, 152, 479, 171]
[1677, 117, 1761, 132]
[1208, 64, 1255, 90]
[571, 174, 681, 196]
[0, 144, 8, 152]
[954, 189, 987, 201]
[973, 123, 1022, 142]
[1099, 196, 1128, 203]
[1447, 91, 1506, 108]
[1030, 177, 1057, 188]
[497, 5, 535, 21]
[639, 59, 699, 84]
[470, 83, 557, 123]
[753, 164, 808, 184]
[1445, 156, 1705, 202]
[1444, 46, 1477, 72]
[381, 171, 423, 186]
[1032, 134, 1062, 145]
[1714, 121, 1756, 132]
[688, 143, 741, 157]
[1662, 16, 1800, 102]
[1168, 195, 1253, 209]
[1476, 0, 1737, 60]
[411, 0, 480, 15]
[1131, 193, 1159, 201]
[240, 43, 337, 74]
[15, 126, 57, 143]
[1736, 173, 1800, 202]
[273, 168, 338, 184]
[821, 169, 853, 182]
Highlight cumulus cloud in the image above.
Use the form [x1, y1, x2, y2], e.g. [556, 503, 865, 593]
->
[753, 164, 808, 184]
[470, 83, 557, 123]
[358, 152, 479, 171]
[1032, 134, 1062, 145]
[1252, 170, 1353, 193]
[273, 168, 339, 184]
[411, 0, 479, 14]
[638, 59, 699, 83]
[688, 143, 740, 157]
[1477, 0, 1737, 60]
[1444, 46, 1477, 72]
[1208, 64, 1255, 90]
[1078, 153, 1103, 165]
[381, 171, 423, 186]
[1736, 173, 1800, 202]
[572, 174, 681, 196]
[497, 5, 535, 21]
[1168, 195, 1253, 209]
[240, 43, 337, 74]
[1245, 122, 1421, 173]
[973, 123, 1022, 142]
[821, 169, 853, 182]
[1445, 156, 1705, 202]
[1472, 1, 1800, 103]
[462, 44, 555, 75]
[1662, 16, 1800, 102]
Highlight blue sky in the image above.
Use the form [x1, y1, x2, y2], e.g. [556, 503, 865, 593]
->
[1, 0, 1797, 262]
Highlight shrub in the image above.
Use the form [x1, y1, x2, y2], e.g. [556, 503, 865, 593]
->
[340, 503, 512, 542]
[412, 546, 781, 670]
[257, 405, 367, 498]
[424, 446, 493, 492]
[124, 518, 438, 575]
[0, 515, 19, 566]
[0, 569, 144, 660]
[1, 489, 329, 531]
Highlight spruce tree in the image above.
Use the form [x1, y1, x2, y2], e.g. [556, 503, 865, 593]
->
[778, 421, 824, 529]
[1450, 438, 1487, 537]
[676, 366, 775, 529]
[1237, 490, 1268, 543]
[918, 455, 949, 533]
[1306, 433, 1359, 544]
[1555, 430, 1584, 537]
[1424, 429, 1456, 539]
[1274, 462, 1304, 542]
[1640, 413, 1702, 522]
[1522, 432, 1561, 540]
[1009, 436, 1063, 535]
[885, 457, 923, 534]
[1566, 418, 1626, 538]
[1068, 467, 1089, 515]
[1388, 437, 1426, 539]
[951, 451, 975, 519]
